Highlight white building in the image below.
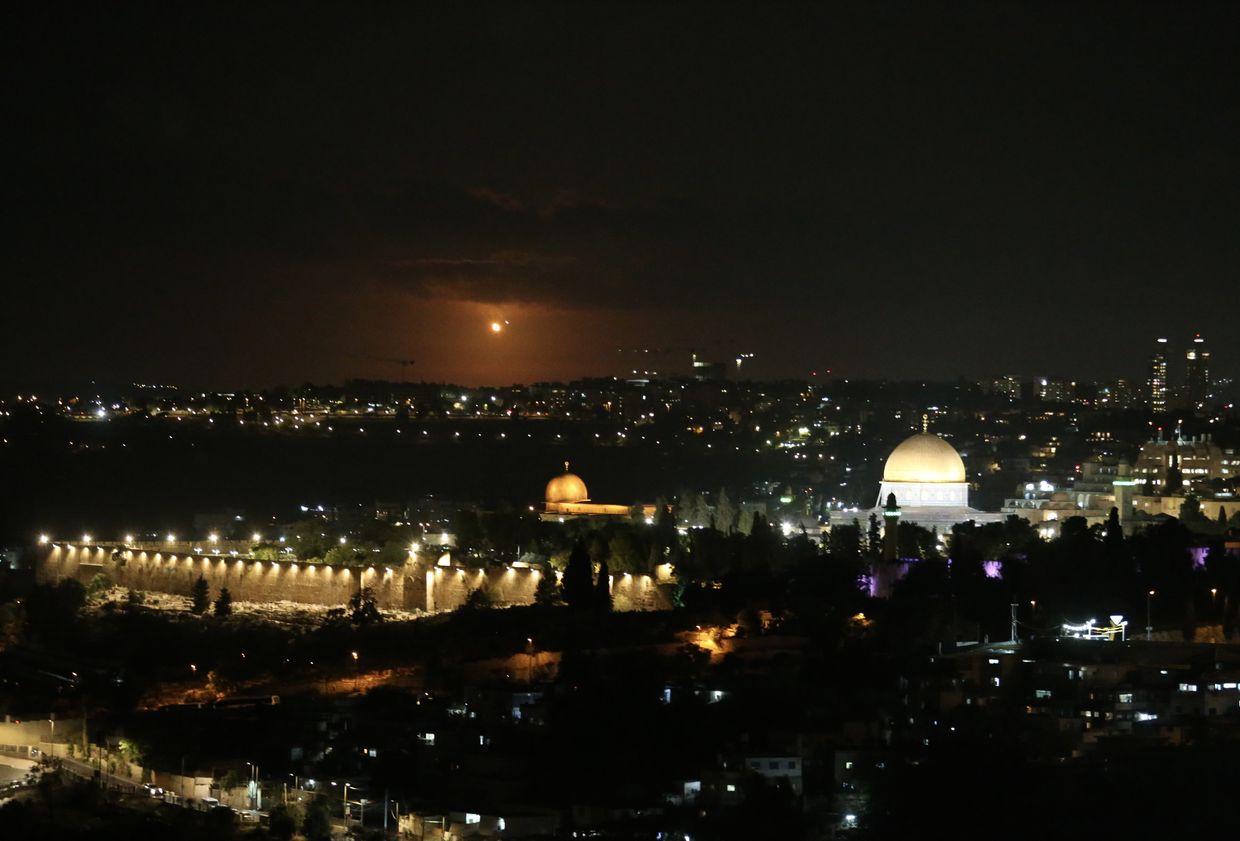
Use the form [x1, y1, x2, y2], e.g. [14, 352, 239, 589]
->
[832, 427, 1001, 530]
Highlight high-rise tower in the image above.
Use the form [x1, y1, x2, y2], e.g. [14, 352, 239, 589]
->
[1147, 337, 1169, 414]
[1185, 333, 1210, 409]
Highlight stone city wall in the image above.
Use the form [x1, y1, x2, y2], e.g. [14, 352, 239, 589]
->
[402, 564, 672, 612]
[39, 545, 672, 613]
[40, 544, 398, 608]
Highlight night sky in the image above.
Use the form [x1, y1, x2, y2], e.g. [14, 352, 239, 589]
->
[7, 2, 1239, 388]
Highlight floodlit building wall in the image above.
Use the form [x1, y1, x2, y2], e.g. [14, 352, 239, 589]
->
[38, 545, 671, 613]
[40, 544, 390, 607]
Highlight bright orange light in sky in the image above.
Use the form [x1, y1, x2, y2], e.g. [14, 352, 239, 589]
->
[490, 321, 503, 333]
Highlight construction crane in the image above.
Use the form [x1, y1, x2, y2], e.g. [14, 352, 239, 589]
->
[381, 358, 416, 383]
[351, 354, 416, 383]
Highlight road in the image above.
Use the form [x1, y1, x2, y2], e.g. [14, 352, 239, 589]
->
[56, 755, 146, 794]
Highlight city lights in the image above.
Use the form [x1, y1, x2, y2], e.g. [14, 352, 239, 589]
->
[7, 12, 1237, 833]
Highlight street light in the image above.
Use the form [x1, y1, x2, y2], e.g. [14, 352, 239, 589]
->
[332, 781, 351, 824]
[1146, 589, 1156, 641]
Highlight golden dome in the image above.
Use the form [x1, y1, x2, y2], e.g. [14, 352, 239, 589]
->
[882, 433, 967, 483]
[545, 462, 589, 504]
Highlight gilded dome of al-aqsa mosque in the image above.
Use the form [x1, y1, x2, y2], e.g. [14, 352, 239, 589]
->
[541, 462, 657, 521]
[545, 463, 590, 505]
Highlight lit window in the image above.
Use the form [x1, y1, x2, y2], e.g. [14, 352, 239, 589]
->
[465, 813, 480, 825]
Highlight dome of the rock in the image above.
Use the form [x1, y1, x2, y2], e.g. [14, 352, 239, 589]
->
[882, 433, 967, 484]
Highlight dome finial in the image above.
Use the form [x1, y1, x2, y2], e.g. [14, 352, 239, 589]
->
[922, 413, 929, 433]
[564, 460, 570, 473]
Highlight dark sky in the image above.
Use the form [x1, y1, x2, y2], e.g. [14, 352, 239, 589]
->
[7, 2, 1238, 388]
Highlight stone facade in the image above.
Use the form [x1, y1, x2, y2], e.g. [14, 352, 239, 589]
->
[38, 544, 672, 613]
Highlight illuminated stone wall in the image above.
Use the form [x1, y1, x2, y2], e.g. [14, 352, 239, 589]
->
[38, 545, 672, 613]
[610, 572, 671, 611]
[416, 565, 671, 612]
[39, 544, 399, 608]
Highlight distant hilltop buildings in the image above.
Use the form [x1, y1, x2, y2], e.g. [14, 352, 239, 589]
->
[979, 333, 1219, 414]
[1003, 428, 1238, 534]
[1149, 334, 1212, 413]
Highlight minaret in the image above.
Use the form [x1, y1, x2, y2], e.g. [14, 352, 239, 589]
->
[882, 492, 901, 561]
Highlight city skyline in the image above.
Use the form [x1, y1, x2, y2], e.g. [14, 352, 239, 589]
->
[7, 3, 1239, 387]
[4, 5, 1240, 839]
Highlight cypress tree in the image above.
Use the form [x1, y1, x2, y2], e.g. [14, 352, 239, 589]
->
[867, 513, 882, 555]
[213, 587, 233, 617]
[1105, 507, 1124, 548]
[595, 558, 612, 611]
[563, 540, 593, 609]
[715, 488, 737, 534]
[190, 576, 210, 615]
[534, 565, 561, 605]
